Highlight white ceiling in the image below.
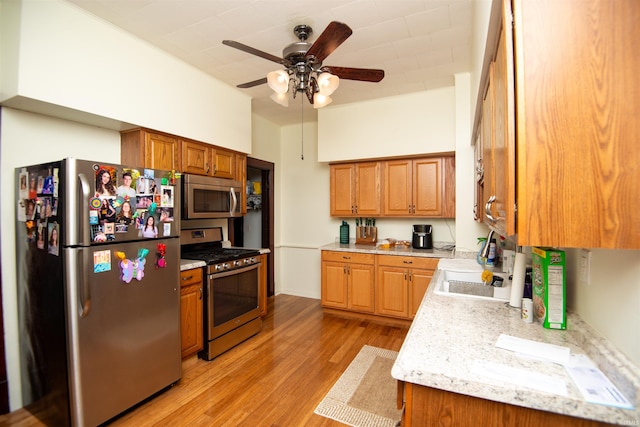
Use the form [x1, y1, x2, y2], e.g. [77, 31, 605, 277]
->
[66, 0, 475, 126]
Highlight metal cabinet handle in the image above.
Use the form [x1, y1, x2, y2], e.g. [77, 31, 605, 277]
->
[199, 287, 203, 300]
[181, 275, 194, 281]
[403, 260, 413, 264]
[343, 256, 351, 260]
[485, 195, 497, 222]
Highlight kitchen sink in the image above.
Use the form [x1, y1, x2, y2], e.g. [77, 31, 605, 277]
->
[434, 270, 510, 302]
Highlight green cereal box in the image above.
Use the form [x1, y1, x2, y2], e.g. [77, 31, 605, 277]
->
[532, 247, 566, 330]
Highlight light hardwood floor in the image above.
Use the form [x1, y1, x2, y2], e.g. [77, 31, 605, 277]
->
[0, 294, 409, 426]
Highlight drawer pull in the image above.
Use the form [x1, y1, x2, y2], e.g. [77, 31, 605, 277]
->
[181, 275, 194, 281]
[403, 260, 413, 264]
[343, 256, 351, 260]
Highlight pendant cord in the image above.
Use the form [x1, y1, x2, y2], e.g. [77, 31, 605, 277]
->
[300, 96, 304, 160]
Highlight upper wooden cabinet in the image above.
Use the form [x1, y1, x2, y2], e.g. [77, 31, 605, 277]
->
[181, 139, 236, 179]
[383, 156, 455, 218]
[475, 0, 640, 249]
[212, 147, 235, 179]
[121, 129, 180, 171]
[181, 139, 211, 175]
[330, 162, 381, 216]
[330, 156, 455, 218]
[121, 128, 244, 182]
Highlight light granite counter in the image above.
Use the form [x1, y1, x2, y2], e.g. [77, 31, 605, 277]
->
[392, 258, 640, 425]
[180, 259, 206, 271]
[320, 241, 454, 259]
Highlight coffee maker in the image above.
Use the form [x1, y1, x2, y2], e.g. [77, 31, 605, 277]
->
[412, 224, 433, 249]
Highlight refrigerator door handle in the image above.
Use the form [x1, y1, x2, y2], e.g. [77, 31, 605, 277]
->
[69, 247, 92, 317]
[79, 248, 91, 317]
[77, 173, 91, 245]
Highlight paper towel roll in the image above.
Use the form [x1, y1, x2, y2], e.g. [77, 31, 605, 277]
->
[509, 252, 527, 308]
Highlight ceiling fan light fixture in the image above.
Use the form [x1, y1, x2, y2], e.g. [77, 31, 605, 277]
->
[270, 91, 289, 107]
[316, 72, 339, 96]
[267, 70, 289, 93]
[313, 93, 332, 109]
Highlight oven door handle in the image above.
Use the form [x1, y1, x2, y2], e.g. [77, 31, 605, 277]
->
[209, 262, 261, 279]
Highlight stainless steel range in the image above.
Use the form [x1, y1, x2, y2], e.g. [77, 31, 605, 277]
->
[180, 227, 262, 360]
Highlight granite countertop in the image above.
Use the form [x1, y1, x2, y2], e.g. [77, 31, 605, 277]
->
[320, 241, 454, 259]
[180, 259, 206, 271]
[392, 259, 640, 425]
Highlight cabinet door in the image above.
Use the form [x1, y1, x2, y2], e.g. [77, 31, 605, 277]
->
[383, 160, 412, 216]
[144, 132, 179, 171]
[258, 254, 267, 316]
[348, 263, 375, 313]
[413, 158, 443, 217]
[482, 64, 496, 225]
[491, 10, 516, 236]
[180, 283, 203, 358]
[330, 164, 356, 216]
[212, 148, 235, 179]
[321, 261, 348, 309]
[375, 266, 409, 318]
[355, 162, 381, 216]
[409, 269, 433, 318]
[181, 140, 211, 175]
[235, 153, 247, 214]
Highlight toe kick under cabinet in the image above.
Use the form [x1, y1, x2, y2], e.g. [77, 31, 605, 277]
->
[321, 250, 439, 321]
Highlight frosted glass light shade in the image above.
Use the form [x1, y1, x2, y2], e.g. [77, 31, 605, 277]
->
[316, 72, 339, 96]
[270, 92, 289, 106]
[267, 70, 289, 93]
[313, 93, 332, 108]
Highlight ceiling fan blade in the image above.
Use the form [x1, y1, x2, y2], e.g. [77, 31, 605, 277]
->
[236, 77, 268, 89]
[305, 21, 352, 63]
[222, 40, 289, 66]
[322, 66, 385, 82]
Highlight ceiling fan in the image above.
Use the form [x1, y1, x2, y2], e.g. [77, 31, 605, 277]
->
[222, 21, 385, 108]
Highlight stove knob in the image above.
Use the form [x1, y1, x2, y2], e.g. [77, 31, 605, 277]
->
[222, 263, 230, 269]
[234, 260, 242, 267]
[215, 264, 223, 271]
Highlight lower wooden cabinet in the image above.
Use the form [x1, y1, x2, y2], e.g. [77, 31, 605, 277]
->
[180, 268, 203, 359]
[376, 255, 438, 319]
[321, 251, 439, 321]
[259, 253, 268, 317]
[399, 381, 611, 427]
[321, 251, 375, 313]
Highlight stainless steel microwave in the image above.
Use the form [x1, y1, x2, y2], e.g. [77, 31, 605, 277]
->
[182, 174, 242, 219]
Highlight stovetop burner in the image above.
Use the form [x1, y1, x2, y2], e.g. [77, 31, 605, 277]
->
[181, 247, 260, 264]
[180, 226, 261, 271]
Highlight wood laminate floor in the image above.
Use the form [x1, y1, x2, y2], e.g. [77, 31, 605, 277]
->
[0, 294, 409, 426]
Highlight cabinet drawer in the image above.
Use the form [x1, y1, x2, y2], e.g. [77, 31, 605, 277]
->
[180, 268, 203, 287]
[322, 251, 375, 264]
[376, 255, 440, 270]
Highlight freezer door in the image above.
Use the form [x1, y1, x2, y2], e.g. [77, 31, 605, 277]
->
[64, 238, 181, 427]
[63, 158, 181, 246]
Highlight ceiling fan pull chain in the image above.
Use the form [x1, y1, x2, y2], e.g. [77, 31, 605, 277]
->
[301, 96, 304, 160]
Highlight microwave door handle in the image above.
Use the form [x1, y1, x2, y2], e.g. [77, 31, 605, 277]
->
[230, 187, 238, 215]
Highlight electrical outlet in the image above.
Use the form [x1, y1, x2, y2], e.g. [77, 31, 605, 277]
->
[580, 249, 591, 285]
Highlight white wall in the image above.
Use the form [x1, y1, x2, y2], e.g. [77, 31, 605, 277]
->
[1, 0, 252, 152]
[317, 88, 456, 162]
[0, 108, 122, 410]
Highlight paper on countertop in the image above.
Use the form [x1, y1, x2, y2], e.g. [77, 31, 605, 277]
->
[472, 359, 568, 396]
[565, 354, 634, 410]
[496, 334, 571, 366]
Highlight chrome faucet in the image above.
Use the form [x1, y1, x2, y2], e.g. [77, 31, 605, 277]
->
[480, 230, 495, 259]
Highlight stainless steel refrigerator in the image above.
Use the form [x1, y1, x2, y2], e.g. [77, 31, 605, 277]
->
[15, 158, 182, 426]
